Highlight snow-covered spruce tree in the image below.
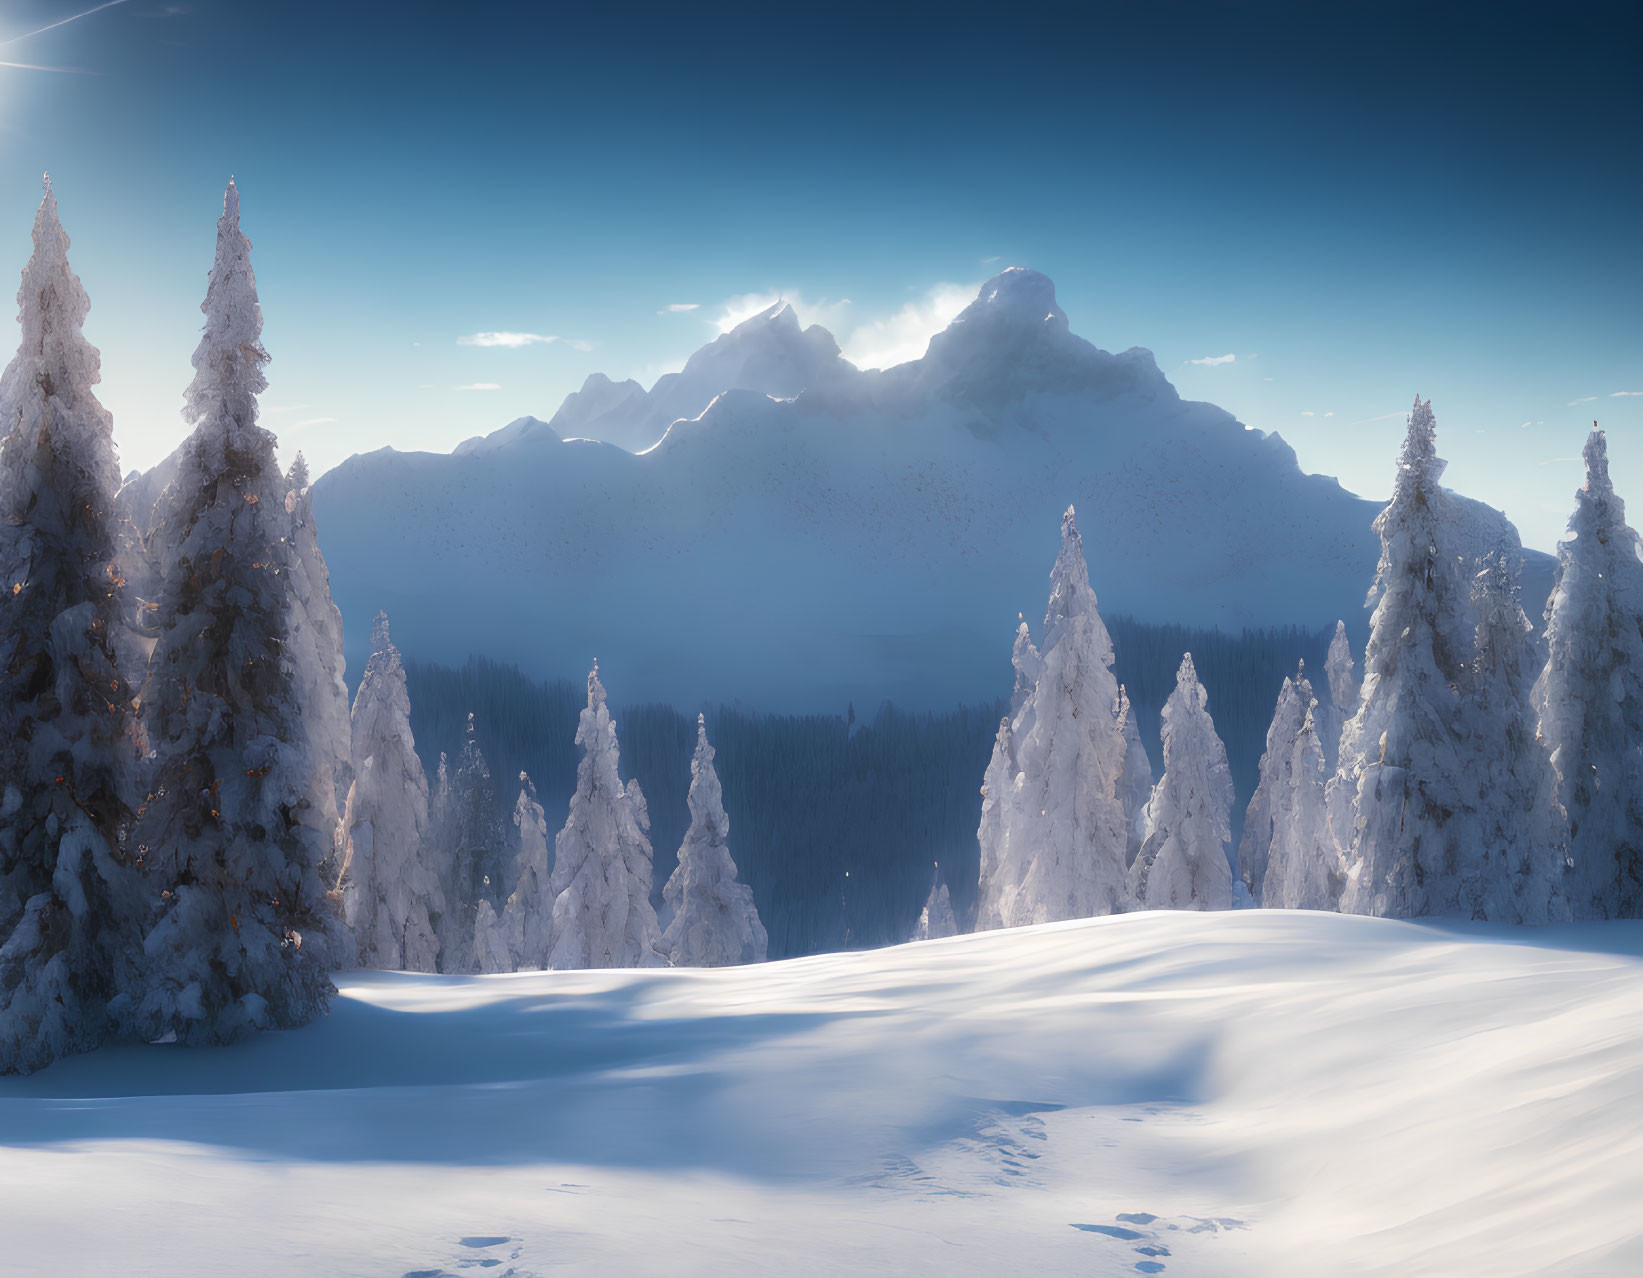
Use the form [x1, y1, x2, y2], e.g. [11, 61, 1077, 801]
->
[1238, 664, 1314, 904]
[282, 449, 350, 878]
[1129, 654, 1234, 910]
[1320, 620, 1359, 770]
[913, 865, 959, 940]
[1460, 549, 1567, 922]
[429, 712, 503, 973]
[341, 611, 441, 971]
[1261, 702, 1336, 910]
[975, 507, 1131, 928]
[547, 663, 665, 969]
[1116, 684, 1153, 869]
[660, 715, 767, 966]
[473, 772, 554, 973]
[1332, 398, 1486, 920]
[124, 179, 344, 1045]
[0, 178, 145, 1074]
[1536, 428, 1643, 919]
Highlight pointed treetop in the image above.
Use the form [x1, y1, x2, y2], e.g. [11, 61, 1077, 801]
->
[1175, 652, 1207, 707]
[370, 610, 392, 653]
[1044, 504, 1098, 636]
[1394, 395, 1445, 497]
[287, 450, 310, 490]
[587, 660, 607, 710]
[1584, 426, 1611, 497]
[465, 710, 476, 737]
[183, 177, 267, 428]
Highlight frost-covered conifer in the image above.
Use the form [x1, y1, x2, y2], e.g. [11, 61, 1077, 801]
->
[1239, 665, 1313, 905]
[1320, 620, 1359, 770]
[1461, 549, 1567, 922]
[660, 716, 767, 966]
[0, 179, 144, 1073]
[1333, 399, 1486, 920]
[975, 507, 1131, 928]
[125, 180, 342, 1045]
[473, 773, 554, 973]
[1261, 704, 1335, 910]
[1129, 654, 1234, 910]
[341, 612, 441, 971]
[1115, 685, 1153, 868]
[1536, 429, 1643, 919]
[913, 867, 959, 940]
[548, 663, 664, 969]
[430, 712, 503, 973]
[282, 449, 350, 870]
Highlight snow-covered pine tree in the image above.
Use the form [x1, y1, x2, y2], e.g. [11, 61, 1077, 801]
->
[0, 178, 145, 1074]
[1536, 428, 1643, 919]
[1128, 653, 1234, 910]
[1116, 684, 1153, 869]
[1462, 548, 1567, 922]
[1320, 620, 1359, 770]
[975, 507, 1131, 928]
[1261, 700, 1335, 910]
[913, 865, 959, 940]
[473, 772, 554, 973]
[341, 611, 441, 971]
[1333, 398, 1482, 920]
[282, 449, 350, 878]
[1238, 663, 1314, 904]
[429, 712, 503, 973]
[547, 663, 665, 969]
[660, 716, 767, 966]
[125, 179, 343, 1045]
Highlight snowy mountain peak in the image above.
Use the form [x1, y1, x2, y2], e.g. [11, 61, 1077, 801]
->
[959, 267, 1069, 335]
[453, 415, 558, 456]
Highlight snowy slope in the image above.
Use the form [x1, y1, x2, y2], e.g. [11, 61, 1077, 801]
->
[2, 911, 1640, 1277]
[312, 268, 1550, 710]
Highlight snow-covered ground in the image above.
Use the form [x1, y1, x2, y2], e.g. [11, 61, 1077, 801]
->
[3, 911, 1641, 1277]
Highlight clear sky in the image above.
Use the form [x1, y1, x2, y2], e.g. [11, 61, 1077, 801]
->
[0, 0, 1637, 552]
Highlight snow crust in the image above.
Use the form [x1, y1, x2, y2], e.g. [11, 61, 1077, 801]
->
[3, 912, 1642, 1276]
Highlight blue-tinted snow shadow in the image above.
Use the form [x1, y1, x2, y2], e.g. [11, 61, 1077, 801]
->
[0, 971, 1215, 1178]
[1400, 918, 1643, 960]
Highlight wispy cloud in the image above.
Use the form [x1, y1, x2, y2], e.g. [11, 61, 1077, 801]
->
[1300, 411, 1315, 417]
[1351, 410, 1411, 426]
[713, 290, 853, 336]
[0, 58, 98, 73]
[840, 283, 975, 371]
[1188, 353, 1237, 367]
[0, 0, 130, 46]
[1324, 412, 1335, 418]
[453, 383, 500, 391]
[705, 280, 977, 372]
[1568, 396, 1599, 406]
[459, 331, 557, 349]
[661, 303, 699, 313]
[1610, 390, 1643, 398]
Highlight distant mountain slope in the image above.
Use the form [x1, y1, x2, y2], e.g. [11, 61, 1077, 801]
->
[312, 268, 1548, 710]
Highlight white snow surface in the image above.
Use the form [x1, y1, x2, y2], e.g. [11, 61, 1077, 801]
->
[309, 268, 1552, 711]
[2, 911, 1641, 1276]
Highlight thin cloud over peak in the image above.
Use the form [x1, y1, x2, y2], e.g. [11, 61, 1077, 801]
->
[1568, 396, 1599, 406]
[454, 382, 501, 391]
[458, 331, 585, 350]
[1189, 353, 1237, 367]
[662, 303, 700, 313]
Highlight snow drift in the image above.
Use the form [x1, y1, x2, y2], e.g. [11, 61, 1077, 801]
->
[2, 911, 1640, 1276]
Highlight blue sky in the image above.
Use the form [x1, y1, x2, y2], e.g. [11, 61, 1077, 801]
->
[0, 0, 1637, 551]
